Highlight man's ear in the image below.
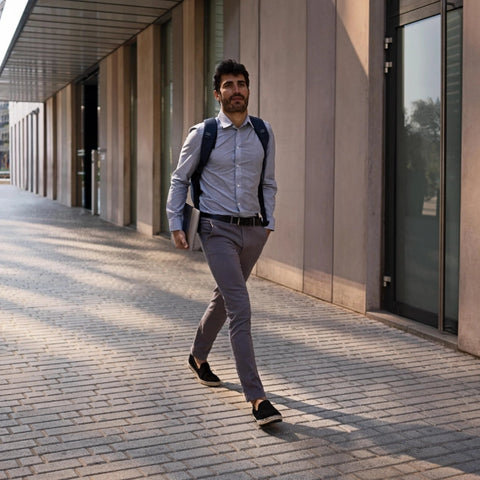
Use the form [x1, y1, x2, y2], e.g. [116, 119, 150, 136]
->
[213, 90, 221, 102]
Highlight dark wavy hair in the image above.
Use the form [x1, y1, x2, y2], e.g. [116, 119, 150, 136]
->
[213, 59, 250, 92]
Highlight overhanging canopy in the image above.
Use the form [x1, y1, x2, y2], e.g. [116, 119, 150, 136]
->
[0, 0, 181, 102]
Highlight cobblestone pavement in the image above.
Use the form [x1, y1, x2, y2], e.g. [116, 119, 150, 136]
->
[1, 184, 480, 480]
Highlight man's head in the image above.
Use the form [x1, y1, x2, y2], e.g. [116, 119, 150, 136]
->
[213, 59, 250, 92]
[213, 59, 250, 114]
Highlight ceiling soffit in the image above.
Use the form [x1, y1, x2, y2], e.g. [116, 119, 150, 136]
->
[0, 0, 181, 102]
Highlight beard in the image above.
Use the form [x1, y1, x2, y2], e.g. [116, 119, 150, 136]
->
[220, 93, 249, 113]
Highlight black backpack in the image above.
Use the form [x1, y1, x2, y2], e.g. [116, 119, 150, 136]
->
[190, 116, 270, 226]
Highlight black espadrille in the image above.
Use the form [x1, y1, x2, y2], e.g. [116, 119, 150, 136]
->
[187, 354, 221, 387]
[252, 400, 282, 426]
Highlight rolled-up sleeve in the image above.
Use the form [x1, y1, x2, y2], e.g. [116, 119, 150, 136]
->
[166, 124, 203, 232]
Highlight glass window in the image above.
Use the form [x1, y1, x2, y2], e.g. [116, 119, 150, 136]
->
[395, 15, 441, 320]
[444, 8, 462, 332]
[204, 0, 224, 118]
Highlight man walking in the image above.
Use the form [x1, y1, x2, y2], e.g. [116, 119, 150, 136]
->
[166, 59, 282, 426]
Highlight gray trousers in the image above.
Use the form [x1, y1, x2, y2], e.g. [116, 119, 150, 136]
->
[191, 217, 269, 402]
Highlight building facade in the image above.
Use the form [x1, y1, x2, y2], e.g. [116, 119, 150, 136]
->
[3, 0, 480, 356]
[0, 101, 8, 172]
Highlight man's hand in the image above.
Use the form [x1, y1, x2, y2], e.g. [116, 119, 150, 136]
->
[172, 230, 189, 249]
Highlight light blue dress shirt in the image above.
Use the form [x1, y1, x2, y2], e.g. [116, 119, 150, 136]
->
[166, 111, 277, 232]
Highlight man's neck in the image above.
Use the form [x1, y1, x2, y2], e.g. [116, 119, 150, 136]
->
[222, 109, 248, 128]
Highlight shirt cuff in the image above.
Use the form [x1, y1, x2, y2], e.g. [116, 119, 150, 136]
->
[169, 217, 184, 232]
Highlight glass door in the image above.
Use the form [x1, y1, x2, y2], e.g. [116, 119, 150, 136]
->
[384, 1, 462, 334]
[76, 73, 98, 210]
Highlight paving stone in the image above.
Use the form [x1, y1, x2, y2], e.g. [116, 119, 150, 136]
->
[2, 185, 480, 479]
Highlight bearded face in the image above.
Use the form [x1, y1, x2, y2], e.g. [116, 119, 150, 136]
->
[214, 74, 249, 114]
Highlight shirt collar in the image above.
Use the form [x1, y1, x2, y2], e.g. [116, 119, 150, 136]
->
[218, 110, 251, 129]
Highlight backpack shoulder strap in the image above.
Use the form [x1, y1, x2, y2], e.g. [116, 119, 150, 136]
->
[199, 117, 218, 172]
[249, 116, 270, 227]
[249, 116, 269, 155]
[191, 117, 217, 209]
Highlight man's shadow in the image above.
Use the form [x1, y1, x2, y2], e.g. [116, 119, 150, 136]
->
[220, 381, 480, 475]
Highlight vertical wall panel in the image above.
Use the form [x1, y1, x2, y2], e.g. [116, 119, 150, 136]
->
[366, 0, 385, 311]
[255, 0, 307, 291]
[182, 0, 204, 138]
[171, 6, 184, 174]
[27, 114, 32, 192]
[46, 96, 57, 200]
[121, 47, 132, 226]
[303, 0, 336, 301]
[56, 92, 63, 202]
[9, 124, 15, 185]
[21, 118, 26, 189]
[32, 113, 38, 194]
[37, 106, 46, 197]
[55, 85, 76, 207]
[239, 0, 260, 115]
[458, 0, 480, 356]
[99, 59, 108, 219]
[332, 0, 369, 312]
[136, 24, 161, 236]
[99, 46, 132, 227]
[107, 52, 118, 223]
[224, 0, 240, 60]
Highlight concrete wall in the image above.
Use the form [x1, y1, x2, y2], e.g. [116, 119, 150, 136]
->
[11, 0, 474, 351]
[459, 0, 480, 357]
[243, 0, 384, 314]
[7, 0, 384, 317]
[88, 0, 383, 316]
[8, 102, 45, 196]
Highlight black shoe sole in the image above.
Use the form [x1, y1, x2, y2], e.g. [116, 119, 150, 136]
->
[187, 360, 221, 387]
